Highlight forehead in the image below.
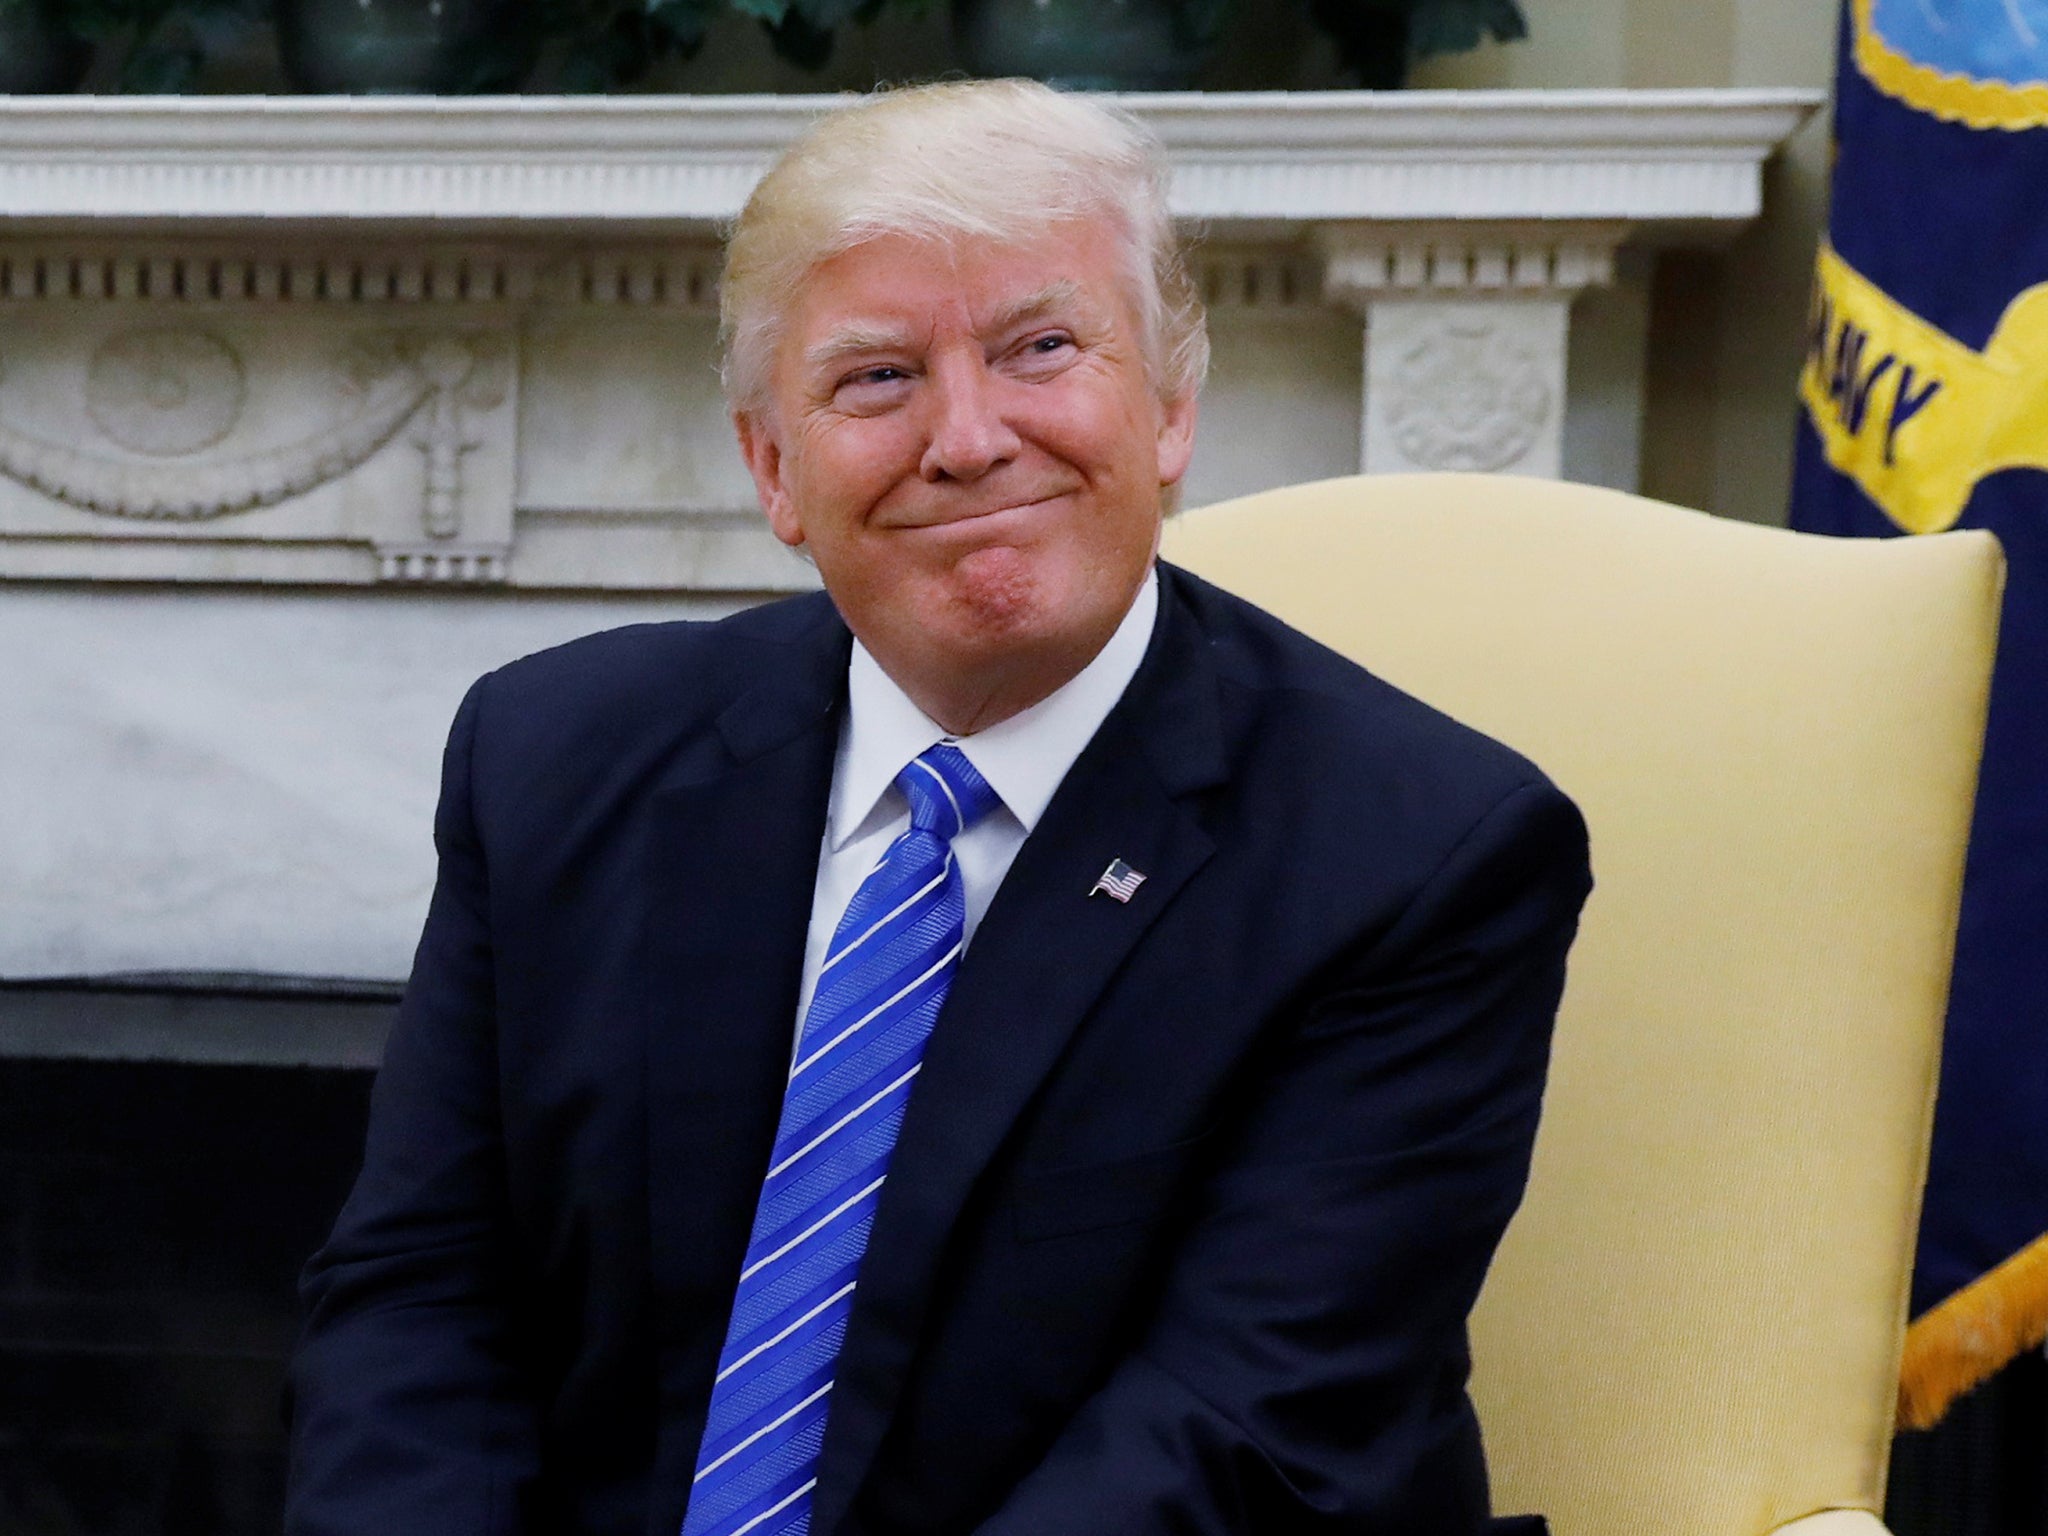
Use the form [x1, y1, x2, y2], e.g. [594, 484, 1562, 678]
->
[787, 223, 1133, 351]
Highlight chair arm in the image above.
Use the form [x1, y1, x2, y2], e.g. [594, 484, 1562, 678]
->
[1768, 1512, 1895, 1536]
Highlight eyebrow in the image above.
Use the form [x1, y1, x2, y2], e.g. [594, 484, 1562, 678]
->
[801, 281, 1090, 377]
[803, 324, 913, 376]
[985, 280, 1086, 335]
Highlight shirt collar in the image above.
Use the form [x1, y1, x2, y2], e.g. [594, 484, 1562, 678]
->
[829, 567, 1160, 850]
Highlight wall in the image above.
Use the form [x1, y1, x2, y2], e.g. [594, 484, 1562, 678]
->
[0, 585, 740, 981]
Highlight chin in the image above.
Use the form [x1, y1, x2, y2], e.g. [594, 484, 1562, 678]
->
[943, 546, 1046, 629]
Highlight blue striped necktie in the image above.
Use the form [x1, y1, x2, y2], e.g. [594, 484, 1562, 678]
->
[682, 743, 1000, 1536]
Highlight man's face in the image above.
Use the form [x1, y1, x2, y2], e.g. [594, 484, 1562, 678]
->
[736, 220, 1198, 730]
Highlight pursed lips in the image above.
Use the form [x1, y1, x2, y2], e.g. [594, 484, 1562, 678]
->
[883, 492, 1073, 532]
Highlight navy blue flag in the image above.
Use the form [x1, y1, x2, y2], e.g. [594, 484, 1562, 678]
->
[1791, 0, 2048, 1426]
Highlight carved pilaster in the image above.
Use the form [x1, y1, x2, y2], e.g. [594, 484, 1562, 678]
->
[1320, 224, 1624, 478]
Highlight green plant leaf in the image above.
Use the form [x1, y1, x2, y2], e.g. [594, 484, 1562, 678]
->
[1307, 0, 1409, 88]
[1174, 0, 1234, 46]
[762, 5, 831, 65]
[65, 8, 131, 41]
[728, 0, 789, 21]
[555, 47, 614, 90]
[1408, 0, 1525, 56]
[119, 32, 200, 89]
[559, 8, 675, 88]
[184, 0, 256, 52]
[644, 0, 712, 46]
[787, 0, 871, 28]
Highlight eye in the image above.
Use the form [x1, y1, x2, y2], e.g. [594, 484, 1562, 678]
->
[830, 363, 916, 411]
[1007, 330, 1076, 376]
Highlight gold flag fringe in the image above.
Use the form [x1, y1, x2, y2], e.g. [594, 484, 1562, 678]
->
[1897, 1230, 2048, 1430]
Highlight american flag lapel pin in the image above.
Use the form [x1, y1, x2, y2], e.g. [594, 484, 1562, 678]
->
[1089, 858, 1147, 903]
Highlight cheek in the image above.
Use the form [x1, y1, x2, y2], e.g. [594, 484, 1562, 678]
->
[799, 421, 919, 505]
[1076, 388, 1164, 476]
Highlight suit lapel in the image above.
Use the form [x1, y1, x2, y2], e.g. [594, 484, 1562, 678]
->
[642, 599, 850, 1522]
[812, 569, 1232, 1536]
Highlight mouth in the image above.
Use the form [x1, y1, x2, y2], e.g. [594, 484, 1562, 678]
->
[894, 493, 1070, 532]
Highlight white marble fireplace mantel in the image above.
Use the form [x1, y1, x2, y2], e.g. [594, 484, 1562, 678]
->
[0, 90, 1808, 225]
[0, 89, 1817, 593]
[0, 89, 1820, 993]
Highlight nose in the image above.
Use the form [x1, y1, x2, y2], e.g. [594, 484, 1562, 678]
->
[919, 352, 1022, 483]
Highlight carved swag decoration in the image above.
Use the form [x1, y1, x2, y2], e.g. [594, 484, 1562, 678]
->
[0, 326, 509, 538]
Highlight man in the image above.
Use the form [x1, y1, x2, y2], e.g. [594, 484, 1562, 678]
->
[287, 81, 1590, 1536]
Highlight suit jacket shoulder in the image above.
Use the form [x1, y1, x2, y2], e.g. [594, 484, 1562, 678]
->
[453, 591, 849, 855]
[1158, 562, 1578, 911]
[1166, 563, 1549, 786]
[469, 590, 844, 745]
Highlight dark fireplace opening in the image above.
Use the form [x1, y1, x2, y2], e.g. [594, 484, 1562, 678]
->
[2, 981, 2042, 1536]
[0, 1051, 374, 1535]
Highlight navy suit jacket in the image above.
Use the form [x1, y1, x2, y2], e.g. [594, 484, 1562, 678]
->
[287, 562, 1590, 1536]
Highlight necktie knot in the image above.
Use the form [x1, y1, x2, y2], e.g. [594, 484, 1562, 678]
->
[897, 743, 999, 839]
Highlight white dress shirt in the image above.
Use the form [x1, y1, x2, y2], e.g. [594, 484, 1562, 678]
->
[790, 569, 1160, 1041]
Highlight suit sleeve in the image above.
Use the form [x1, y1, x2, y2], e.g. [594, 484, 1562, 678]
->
[285, 677, 542, 1535]
[972, 779, 1592, 1536]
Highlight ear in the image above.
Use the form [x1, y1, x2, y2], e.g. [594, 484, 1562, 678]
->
[1155, 390, 1199, 489]
[735, 409, 804, 548]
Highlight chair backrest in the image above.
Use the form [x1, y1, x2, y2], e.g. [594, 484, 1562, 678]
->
[1161, 473, 2002, 1536]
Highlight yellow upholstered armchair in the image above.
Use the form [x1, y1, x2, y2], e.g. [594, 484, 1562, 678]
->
[1161, 473, 2002, 1536]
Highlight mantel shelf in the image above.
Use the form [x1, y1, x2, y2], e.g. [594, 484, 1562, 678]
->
[0, 88, 1821, 228]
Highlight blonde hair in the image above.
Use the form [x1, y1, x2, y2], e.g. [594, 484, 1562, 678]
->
[719, 79, 1209, 414]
